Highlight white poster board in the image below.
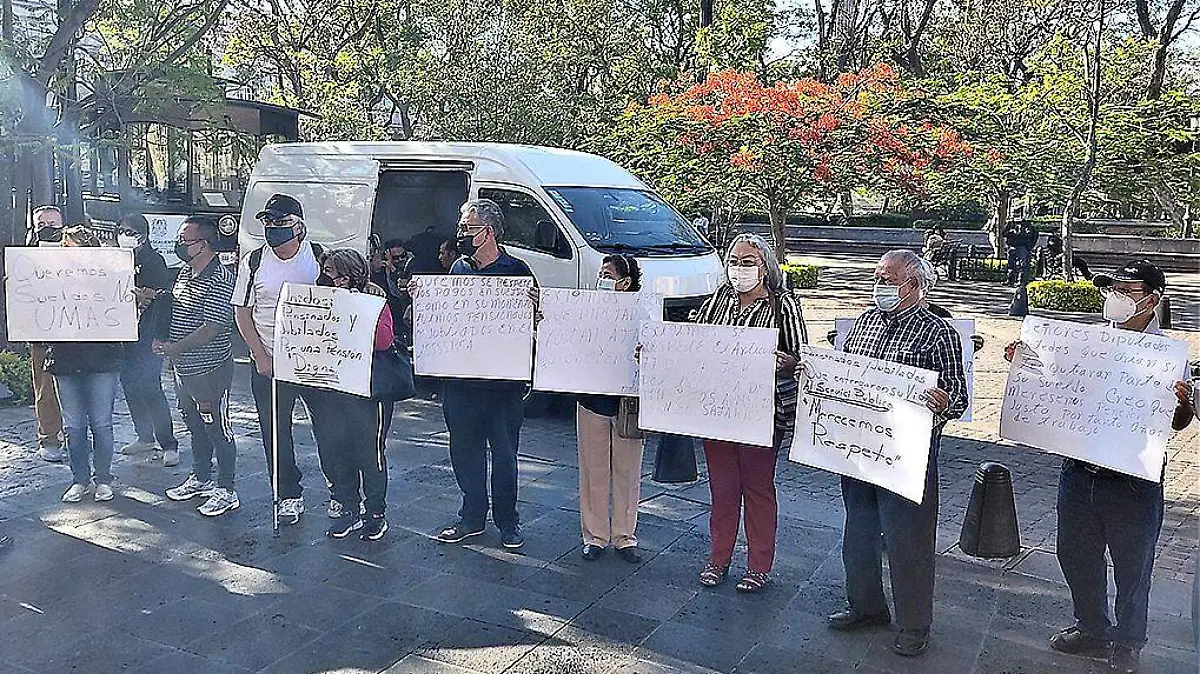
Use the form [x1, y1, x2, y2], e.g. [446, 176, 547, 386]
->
[789, 346, 937, 503]
[272, 283, 385, 396]
[999, 317, 1189, 482]
[533, 289, 662, 395]
[4, 247, 138, 342]
[411, 274, 535, 380]
[835, 316, 976, 422]
[638, 322, 778, 447]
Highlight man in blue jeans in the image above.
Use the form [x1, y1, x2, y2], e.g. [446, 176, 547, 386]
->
[429, 199, 534, 549]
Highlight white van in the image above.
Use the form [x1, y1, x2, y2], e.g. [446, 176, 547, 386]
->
[238, 142, 724, 320]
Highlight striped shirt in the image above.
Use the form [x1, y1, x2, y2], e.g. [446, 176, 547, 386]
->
[843, 304, 968, 429]
[170, 258, 236, 377]
[696, 284, 810, 440]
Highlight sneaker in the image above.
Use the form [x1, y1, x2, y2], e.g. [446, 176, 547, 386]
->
[162, 449, 181, 467]
[61, 483, 89, 502]
[326, 514, 363, 539]
[1049, 626, 1110, 659]
[93, 483, 114, 502]
[436, 521, 485, 543]
[39, 445, 67, 463]
[327, 499, 344, 519]
[278, 498, 304, 525]
[361, 514, 388, 541]
[500, 526, 524, 549]
[119, 440, 157, 455]
[166, 475, 216, 501]
[198, 489, 240, 517]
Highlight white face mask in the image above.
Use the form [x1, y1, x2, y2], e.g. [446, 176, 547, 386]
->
[38, 240, 60, 248]
[1103, 292, 1149, 324]
[597, 277, 618, 292]
[873, 282, 904, 312]
[727, 264, 762, 293]
[117, 234, 140, 249]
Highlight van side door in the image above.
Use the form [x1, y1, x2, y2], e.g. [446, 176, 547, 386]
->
[477, 185, 578, 289]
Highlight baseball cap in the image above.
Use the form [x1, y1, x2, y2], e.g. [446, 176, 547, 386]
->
[255, 194, 303, 221]
[1092, 259, 1166, 294]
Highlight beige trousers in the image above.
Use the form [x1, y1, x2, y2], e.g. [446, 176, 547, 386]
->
[29, 344, 62, 447]
[577, 404, 644, 548]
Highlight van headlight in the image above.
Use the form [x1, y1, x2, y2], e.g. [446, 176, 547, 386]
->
[218, 215, 238, 237]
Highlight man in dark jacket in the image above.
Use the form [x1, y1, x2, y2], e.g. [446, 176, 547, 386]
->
[1003, 220, 1039, 286]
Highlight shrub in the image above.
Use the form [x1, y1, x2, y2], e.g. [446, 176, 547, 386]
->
[782, 264, 820, 289]
[958, 257, 1008, 282]
[0, 350, 32, 405]
[1027, 280, 1102, 313]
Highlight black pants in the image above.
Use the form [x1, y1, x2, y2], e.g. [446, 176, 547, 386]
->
[250, 371, 308, 500]
[441, 382, 524, 531]
[308, 390, 394, 517]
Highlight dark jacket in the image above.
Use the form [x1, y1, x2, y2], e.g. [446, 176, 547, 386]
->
[135, 244, 173, 339]
[45, 342, 125, 375]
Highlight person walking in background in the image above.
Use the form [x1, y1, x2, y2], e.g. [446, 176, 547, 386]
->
[159, 217, 240, 517]
[27, 205, 67, 462]
[115, 213, 180, 466]
[50, 226, 127, 503]
[695, 234, 808, 594]
[1003, 219, 1038, 286]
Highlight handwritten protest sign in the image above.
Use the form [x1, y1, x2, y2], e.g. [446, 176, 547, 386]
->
[638, 322, 777, 447]
[411, 275, 535, 380]
[835, 316, 976, 422]
[4, 247, 138, 341]
[1000, 316, 1188, 481]
[272, 283, 385, 396]
[533, 289, 662, 395]
[789, 346, 937, 503]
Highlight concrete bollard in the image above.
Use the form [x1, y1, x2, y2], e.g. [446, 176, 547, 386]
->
[959, 462, 1022, 559]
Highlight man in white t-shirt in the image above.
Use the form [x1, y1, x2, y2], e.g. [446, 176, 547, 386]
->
[232, 194, 322, 524]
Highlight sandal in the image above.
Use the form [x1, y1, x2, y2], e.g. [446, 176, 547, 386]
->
[736, 571, 770, 593]
[699, 563, 729, 587]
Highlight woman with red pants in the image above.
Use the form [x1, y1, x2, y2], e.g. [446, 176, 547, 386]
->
[695, 233, 808, 593]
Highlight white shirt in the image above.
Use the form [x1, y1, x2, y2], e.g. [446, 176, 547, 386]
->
[231, 242, 320, 358]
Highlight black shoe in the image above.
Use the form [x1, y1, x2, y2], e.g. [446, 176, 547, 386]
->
[827, 607, 891, 631]
[436, 521, 485, 543]
[582, 544, 605, 560]
[500, 526, 524, 549]
[1048, 626, 1110, 659]
[893, 628, 930, 657]
[360, 514, 388, 541]
[1108, 646, 1139, 673]
[616, 546, 641, 564]
[326, 514, 362, 539]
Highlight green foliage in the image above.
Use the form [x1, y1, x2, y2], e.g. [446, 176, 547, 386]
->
[781, 264, 820, 289]
[1028, 280, 1103, 313]
[958, 257, 1009, 282]
[0, 351, 32, 405]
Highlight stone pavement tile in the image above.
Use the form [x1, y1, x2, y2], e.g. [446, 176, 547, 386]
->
[736, 643, 876, 674]
[412, 617, 546, 673]
[637, 493, 710, 522]
[188, 611, 322, 672]
[519, 558, 639, 604]
[595, 577, 698, 622]
[259, 582, 383, 633]
[858, 606, 988, 674]
[635, 620, 760, 673]
[443, 546, 551, 590]
[504, 624, 633, 674]
[671, 586, 796, 642]
[991, 573, 1076, 635]
[385, 653, 483, 674]
[36, 628, 179, 672]
[115, 597, 249, 650]
[764, 607, 879, 664]
[975, 634, 1106, 674]
[1137, 644, 1200, 674]
[569, 605, 662, 652]
[518, 477, 584, 510]
[128, 648, 254, 674]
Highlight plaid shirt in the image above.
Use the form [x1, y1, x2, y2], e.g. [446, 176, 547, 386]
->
[843, 304, 968, 428]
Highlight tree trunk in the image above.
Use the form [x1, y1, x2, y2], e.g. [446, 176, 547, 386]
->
[768, 199, 788, 263]
[1150, 180, 1185, 233]
[990, 188, 1011, 257]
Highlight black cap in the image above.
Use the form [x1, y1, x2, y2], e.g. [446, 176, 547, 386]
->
[255, 194, 303, 221]
[1092, 259, 1166, 293]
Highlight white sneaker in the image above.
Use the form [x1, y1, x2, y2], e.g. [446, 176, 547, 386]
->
[198, 489, 240, 517]
[162, 450, 181, 467]
[61, 483, 89, 503]
[119, 440, 158, 455]
[38, 445, 67, 463]
[166, 475, 216, 501]
[278, 498, 304, 525]
[94, 483, 114, 502]
[327, 499, 344, 519]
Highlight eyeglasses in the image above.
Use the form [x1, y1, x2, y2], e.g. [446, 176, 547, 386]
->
[177, 238, 203, 246]
[1101, 287, 1149, 299]
[726, 257, 762, 267]
[262, 218, 295, 228]
[323, 269, 349, 284]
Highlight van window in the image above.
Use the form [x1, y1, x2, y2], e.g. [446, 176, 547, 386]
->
[372, 170, 469, 257]
[480, 187, 572, 259]
[544, 187, 712, 256]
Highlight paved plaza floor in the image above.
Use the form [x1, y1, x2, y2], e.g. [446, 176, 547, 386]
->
[0, 259, 1196, 674]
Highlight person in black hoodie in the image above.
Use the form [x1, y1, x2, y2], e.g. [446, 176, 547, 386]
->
[50, 226, 127, 503]
[115, 213, 180, 465]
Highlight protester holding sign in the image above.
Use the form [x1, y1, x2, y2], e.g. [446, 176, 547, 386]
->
[157, 217, 240, 517]
[27, 205, 65, 462]
[820, 250, 966, 657]
[50, 226, 128, 504]
[1003, 260, 1194, 674]
[693, 234, 808, 594]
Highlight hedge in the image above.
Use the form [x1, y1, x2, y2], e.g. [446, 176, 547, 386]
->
[0, 351, 33, 405]
[958, 257, 1008, 282]
[1027, 280, 1103, 313]
[781, 264, 820, 289]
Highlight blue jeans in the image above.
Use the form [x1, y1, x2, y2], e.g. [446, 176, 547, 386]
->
[1057, 459, 1164, 649]
[176, 363, 236, 490]
[55, 372, 120, 485]
[441, 382, 524, 531]
[119, 338, 177, 451]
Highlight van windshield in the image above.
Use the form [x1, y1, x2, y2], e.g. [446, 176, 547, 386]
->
[544, 187, 712, 256]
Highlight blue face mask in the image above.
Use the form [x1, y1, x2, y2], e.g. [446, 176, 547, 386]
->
[265, 225, 297, 248]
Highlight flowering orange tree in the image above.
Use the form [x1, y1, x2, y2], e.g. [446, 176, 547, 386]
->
[594, 65, 973, 260]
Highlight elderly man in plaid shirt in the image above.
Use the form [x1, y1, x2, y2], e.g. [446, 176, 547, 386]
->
[818, 250, 968, 657]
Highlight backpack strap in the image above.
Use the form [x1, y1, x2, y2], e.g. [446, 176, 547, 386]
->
[242, 246, 265, 306]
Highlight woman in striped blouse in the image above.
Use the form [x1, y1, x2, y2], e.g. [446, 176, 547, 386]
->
[695, 233, 808, 593]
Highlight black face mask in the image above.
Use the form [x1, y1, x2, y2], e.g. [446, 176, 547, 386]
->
[37, 227, 63, 243]
[457, 230, 484, 258]
[174, 242, 196, 262]
[265, 226, 298, 248]
[315, 273, 334, 287]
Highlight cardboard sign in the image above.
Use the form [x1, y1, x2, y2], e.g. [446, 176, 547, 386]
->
[533, 289, 662, 395]
[411, 274, 535, 380]
[4, 247, 138, 341]
[789, 346, 937, 503]
[272, 283, 385, 396]
[1000, 317, 1189, 481]
[638, 322, 778, 447]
